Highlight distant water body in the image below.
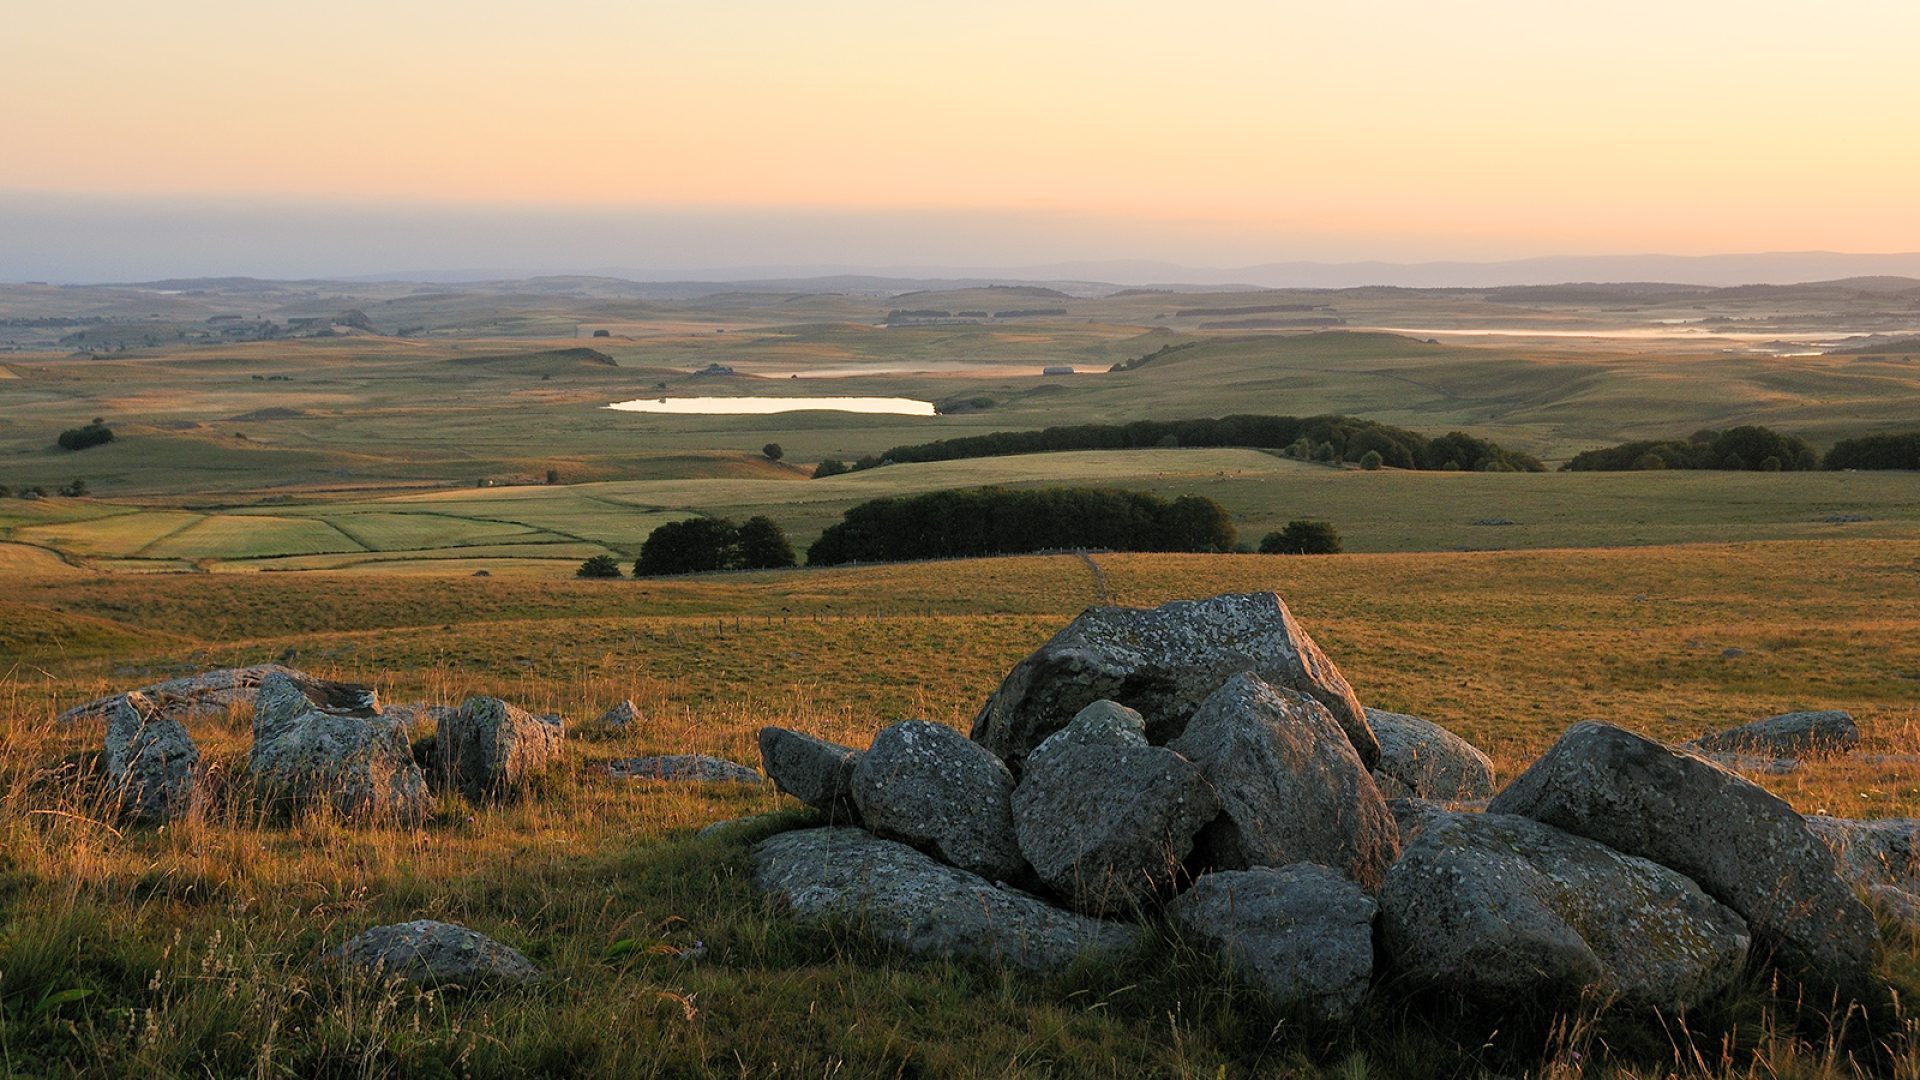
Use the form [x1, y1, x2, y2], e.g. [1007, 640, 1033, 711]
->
[608, 396, 936, 416]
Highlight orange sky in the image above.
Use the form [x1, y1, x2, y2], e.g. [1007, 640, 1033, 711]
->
[6, 0, 1918, 259]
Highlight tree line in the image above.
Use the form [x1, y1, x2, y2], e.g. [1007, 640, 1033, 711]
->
[806, 487, 1236, 566]
[832, 414, 1546, 475]
[1563, 426, 1818, 472]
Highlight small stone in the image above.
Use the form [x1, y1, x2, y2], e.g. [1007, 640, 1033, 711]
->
[333, 920, 538, 988]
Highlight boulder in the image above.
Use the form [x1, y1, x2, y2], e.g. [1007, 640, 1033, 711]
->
[1379, 810, 1751, 1011]
[333, 920, 538, 988]
[1025, 699, 1148, 773]
[435, 696, 564, 802]
[1167, 865, 1376, 1021]
[1489, 721, 1879, 996]
[598, 699, 643, 728]
[1364, 707, 1496, 801]
[248, 673, 428, 822]
[1168, 673, 1398, 891]
[103, 691, 200, 823]
[1694, 751, 1800, 776]
[758, 727, 861, 820]
[603, 755, 762, 784]
[1691, 710, 1859, 757]
[753, 827, 1132, 973]
[1013, 733, 1217, 915]
[852, 721, 1025, 881]
[62, 664, 377, 725]
[971, 593, 1378, 772]
[1805, 816, 1920, 894]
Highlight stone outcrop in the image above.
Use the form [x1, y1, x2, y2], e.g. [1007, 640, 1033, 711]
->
[63, 664, 377, 725]
[1691, 710, 1859, 757]
[758, 727, 862, 820]
[247, 673, 428, 822]
[852, 721, 1025, 881]
[434, 696, 563, 802]
[1490, 721, 1879, 996]
[103, 691, 199, 823]
[1380, 810, 1751, 1011]
[1168, 865, 1376, 1021]
[333, 920, 538, 988]
[972, 592, 1378, 772]
[1363, 707, 1496, 801]
[603, 754, 762, 784]
[753, 827, 1131, 974]
[1168, 673, 1397, 891]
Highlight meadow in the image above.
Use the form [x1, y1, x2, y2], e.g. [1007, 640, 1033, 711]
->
[2, 542, 1919, 1076]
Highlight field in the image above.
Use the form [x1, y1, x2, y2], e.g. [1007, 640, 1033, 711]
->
[2, 543, 1920, 1075]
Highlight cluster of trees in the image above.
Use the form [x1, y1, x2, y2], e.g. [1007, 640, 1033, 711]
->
[833, 415, 1545, 476]
[57, 419, 114, 451]
[1563, 426, 1820, 472]
[0, 480, 86, 498]
[630, 515, 796, 577]
[1824, 432, 1920, 471]
[1259, 520, 1342, 555]
[806, 487, 1235, 566]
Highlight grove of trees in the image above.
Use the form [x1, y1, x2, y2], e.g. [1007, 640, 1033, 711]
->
[841, 414, 1545, 474]
[633, 515, 798, 576]
[1824, 432, 1920, 471]
[1562, 426, 1820, 472]
[1260, 520, 1343, 555]
[805, 487, 1236, 566]
[57, 419, 114, 451]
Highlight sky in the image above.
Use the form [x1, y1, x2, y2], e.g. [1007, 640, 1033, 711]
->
[5, 0, 1919, 280]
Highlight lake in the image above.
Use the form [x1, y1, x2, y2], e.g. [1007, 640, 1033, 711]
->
[607, 396, 936, 416]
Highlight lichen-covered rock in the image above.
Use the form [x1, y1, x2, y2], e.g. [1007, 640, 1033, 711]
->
[333, 920, 538, 988]
[62, 664, 377, 725]
[435, 696, 563, 802]
[598, 700, 643, 728]
[759, 727, 861, 820]
[1806, 816, 1920, 895]
[1694, 751, 1800, 776]
[1168, 673, 1397, 891]
[603, 754, 763, 784]
[852, 720, 1024, 881]
[248, 673, 427, 822]
[1691, 710, 1859, 757]
[1168, 865, 1376, 1021]
[972, 593, 1378, 772]
[103, 691, 199, 823]
[1024, 699, 1148, 774]
[1364, 707, 1496, 801]
[753, 827, 1132, 973]
[1490, 721, 1879, 996]
[1013, 736, 1216, 915]
[1380, 811, 1751, 1011]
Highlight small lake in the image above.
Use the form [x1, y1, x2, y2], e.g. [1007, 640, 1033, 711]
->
[607, 396, 936, 416]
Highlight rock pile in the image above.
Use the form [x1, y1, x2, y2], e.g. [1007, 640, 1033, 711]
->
[753, 590, 1889, 1020]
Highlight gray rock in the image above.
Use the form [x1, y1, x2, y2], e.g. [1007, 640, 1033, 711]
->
[1379, 810, 1751, 1011]
[103, 691, 200, 823]
[1364, 707, 1496, 801]
[1168, 673, 1398, 891]
[852, 721, 1025, 881]
[603, 754, 763, 784]
[1695, 751, 1800, 775]
[1025, 699, 1148, 774]
[435, 696, 564, 802]
[758, 727, 862, 820]
[1692, 710, 1859, 757]
[1805, 816, 1920, 894]
[333, 920, 538, 988]
[248, 673, 428, 822]
[695, 811, 789, 841]
[598, 699, 643, 727]
[1385, 796, 1454, 847]
[1013, 738, 1217, 915]
[1167, 865, 1376, 1021]
[971, 592, 1379, 773]
[753, 827, 1132, 973]
[1490, 721, 1879, 996]
[62, 664, 379, 725]
[380, 702, 456, 728]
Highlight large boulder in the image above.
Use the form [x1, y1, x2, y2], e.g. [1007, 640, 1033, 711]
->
[753, 827, 1132, 974]
[1167, 865, 1376, 1021]
[1380, 810, 1751, 1011]
[332, 920, 538, 988]
[1489, 721, 1880, 996]
[971, 593, 1378, 772]
[1364, 707, 1496, 801]
[435, 696, 564, 802]
[1012, 710, 1217, 914]
[103, 691, 200, 823]
[758, 726, 862, 820]
[62, 664, 377, 725]
[1806, 816, 1920, 923]
[247, 673, 428, 822]
[852, 721, 1024, 881]
[1691, 710, 1859, 757]
[1167, 673, 1398, 891]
